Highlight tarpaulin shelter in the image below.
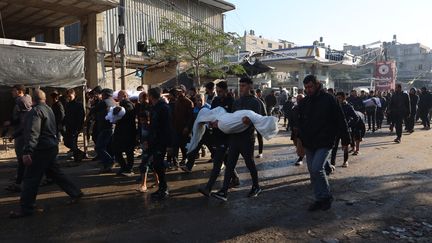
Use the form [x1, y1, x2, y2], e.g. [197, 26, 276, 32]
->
[0, 38, 85, 88]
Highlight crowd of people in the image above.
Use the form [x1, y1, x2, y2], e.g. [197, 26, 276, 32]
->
[3, 75, 432, 217]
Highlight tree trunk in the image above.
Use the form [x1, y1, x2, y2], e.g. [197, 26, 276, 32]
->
[195, 60, 201, 87]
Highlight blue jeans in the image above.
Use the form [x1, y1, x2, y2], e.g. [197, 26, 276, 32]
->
[305, 148, 332, 201]
[96, 129, 114, 168]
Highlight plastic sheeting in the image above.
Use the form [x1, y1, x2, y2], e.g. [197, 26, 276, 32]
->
[0, 39, 85, 88]
[187, 107, 279, 153]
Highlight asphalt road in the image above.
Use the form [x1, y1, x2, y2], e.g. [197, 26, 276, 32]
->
[0, 123, 431, 242]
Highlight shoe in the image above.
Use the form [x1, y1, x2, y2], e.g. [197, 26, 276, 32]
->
[342, 162, 349, 167]
[325, 164, 335, 176]
[408, 130, 414, 133]
[198, 187, 211, 197]
[67, 192, 84, 205]
[228, 178, 240, 188]
[5, 183, 21, 193]
[352, 151, 359, 156]
[9, 209, 32, 219]
[394, 137, 401, 143]
[151, 189, 169, 200]
[247, 186, 262, 197]
[179, 160, 186, 166]
[211, 190, 228, 202]
[121, 171, 135, 177]
[295, 157, 303, 166]
[308, 201, 323, 211]
[255, 154, 263, 159]
[180, 166, 192, 173]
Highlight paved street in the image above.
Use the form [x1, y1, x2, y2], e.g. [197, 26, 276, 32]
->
[0, 123, 431, 242]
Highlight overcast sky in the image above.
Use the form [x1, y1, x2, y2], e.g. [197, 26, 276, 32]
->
[224, 0, 432, 50]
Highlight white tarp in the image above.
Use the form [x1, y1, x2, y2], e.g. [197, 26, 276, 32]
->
[187, 107, 279, 153]
[0, 38, 85, 88]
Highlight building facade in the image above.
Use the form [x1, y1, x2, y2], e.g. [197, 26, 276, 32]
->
[63, 0, 235, 89]
[240, 30, 295, 52]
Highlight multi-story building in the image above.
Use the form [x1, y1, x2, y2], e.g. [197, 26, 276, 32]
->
[240, 30, 295, 52]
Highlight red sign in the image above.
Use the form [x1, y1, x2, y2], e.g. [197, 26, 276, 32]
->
[374, 61, 396, 91]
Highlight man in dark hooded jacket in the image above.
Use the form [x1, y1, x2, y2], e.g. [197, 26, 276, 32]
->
[297, 75, 350, 211]
[387, 84, 410, 143]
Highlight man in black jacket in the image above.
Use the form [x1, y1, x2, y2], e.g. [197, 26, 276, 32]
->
[347, 90, 365, 113]
[113, 90, 136, 176]
[264, 90, 277, 116]
[10, 90, 82, 218]
[298, 75, 350, 211]
[387, 84, 410, 143]
[197, 81, 240, 197]
[212, 77, 263, 202]
[50, 91, 65, 142]
[64, 89, 86, 162]
[418, 87, 432, 130]
[406, 88, 419, 133]
[148, 87, 174, 200]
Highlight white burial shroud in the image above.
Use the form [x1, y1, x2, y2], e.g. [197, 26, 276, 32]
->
[187, 107, 279, 153]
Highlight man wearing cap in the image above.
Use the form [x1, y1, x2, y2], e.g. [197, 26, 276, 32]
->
[10, 89, 83, 218]
[172, 85, 194, 166]
[212, 77, 264, 202]
[95, 88, 117, 173]
[64, 88, 86, 162]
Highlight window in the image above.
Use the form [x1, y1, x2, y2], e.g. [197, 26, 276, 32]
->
[268, 43, 273, 48]
[404, 48, 412, 55]
[399, 62, 404, 69]
[279, 45, 282, 49]
[261, 41, 264, 44]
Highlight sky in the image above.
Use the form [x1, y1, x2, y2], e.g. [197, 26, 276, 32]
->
[224, 0, 432, 50]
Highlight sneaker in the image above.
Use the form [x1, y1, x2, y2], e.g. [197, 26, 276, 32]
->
[198, 187, 211, 197]
[247, 186, 262, 197]
[352, 151, 359, 156]
[295, 157, 303, 166]
[325, 164, 336, 176]
[121, 171, 135, 177]
[342, 162, 349, 167]
[211, 190, 228, 202]
[151, 189, 169, 200]
[255, 154, 263, 159]
[228, 178, 240, 188]
[394, 137, 401, 143]
[180, 166, 192, 173]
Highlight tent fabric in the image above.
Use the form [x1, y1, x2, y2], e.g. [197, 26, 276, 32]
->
[187, 107, 279, 153]
[0, 39, 85, 89]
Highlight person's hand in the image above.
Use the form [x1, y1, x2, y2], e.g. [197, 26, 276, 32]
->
[22, 155, 32, 166]
[242, 117, 251, 125]
[3, 121, 10, 127]
[182, 128, 189, 135]
[209, 120, 219, 128]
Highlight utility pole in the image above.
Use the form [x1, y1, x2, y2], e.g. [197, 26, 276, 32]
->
[119, 0, 126, 90]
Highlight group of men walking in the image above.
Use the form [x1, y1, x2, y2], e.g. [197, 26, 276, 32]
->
[3, 74, 432, 217]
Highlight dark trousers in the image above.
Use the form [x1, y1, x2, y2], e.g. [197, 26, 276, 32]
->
[419, 110, 431, 128]
[185, 133, 214, 170]
[205, 144, 239, 191]
[366, 108, 376, 131]
[95, 129, 114, 168]
[64, 129, 85, 160]
[376, 108, 384, 129]
[152, 147, 168, 191]
[393, 115, 404, 139]
[330, 137, 348, 166]
[114, 148, 134, 172]
[20, 146, 82, 214]
[405, 113, 416, 131]
[257, 132, 263, 154]
[221, 137, 259, 192]
[173, 131, 189, 163]
[14, 136, 25, 185]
